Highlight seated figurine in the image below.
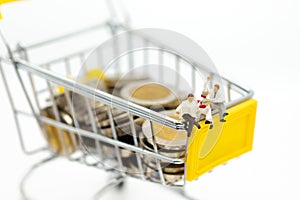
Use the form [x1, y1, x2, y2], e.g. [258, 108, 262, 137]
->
[197, 91, 213, 129]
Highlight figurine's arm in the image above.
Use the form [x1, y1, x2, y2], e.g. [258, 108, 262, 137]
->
[195, 104, 200, 114]
[203, 76, 211, 91]
[175, 103, 182, 114]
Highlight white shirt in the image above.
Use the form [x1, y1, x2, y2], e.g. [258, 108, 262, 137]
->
[176, 100, 199, 118]
[210, 89, 225, 103]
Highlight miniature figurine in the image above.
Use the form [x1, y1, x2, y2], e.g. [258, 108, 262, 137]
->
[197, 76, 214, 129]
[176, 93, 201, 135]
[197, 90, 213, 129]
[210, 83, 228, 122]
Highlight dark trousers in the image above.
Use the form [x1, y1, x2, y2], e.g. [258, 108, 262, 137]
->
[182, 113, 200, 137]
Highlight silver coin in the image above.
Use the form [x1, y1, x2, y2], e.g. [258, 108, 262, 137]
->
[100, 120, 142, 138]
[145, 166, 184, 184]
[139, 133, 186, 159]
[140, 153, 184, 174]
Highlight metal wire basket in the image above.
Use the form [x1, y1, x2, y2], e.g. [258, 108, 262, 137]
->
[0, 1, 257, 199]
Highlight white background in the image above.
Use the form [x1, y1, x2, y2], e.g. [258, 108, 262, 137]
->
[0, 0, 300, 199]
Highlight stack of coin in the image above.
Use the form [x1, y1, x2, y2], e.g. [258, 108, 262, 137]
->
[42, 74, 187, 184]
[102, 77, 186, 183]
[139, 110, 187, 184]
[146, 169, 185, 184]
[41, 106, 78, 156]
[70, 92, 144, 173]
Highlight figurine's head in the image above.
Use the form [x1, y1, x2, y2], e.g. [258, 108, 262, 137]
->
[187, 93, 194, 102]
[214, 84, 220, 93]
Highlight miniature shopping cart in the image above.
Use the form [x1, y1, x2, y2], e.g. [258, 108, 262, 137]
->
[0, 1, 257, 199]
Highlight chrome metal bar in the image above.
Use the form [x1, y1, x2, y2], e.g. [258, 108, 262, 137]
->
[20, 46, 51, 145]
[222, 76, 252, 93]
[38, 115, 184, 164]
[209, 72, 214, 89]
[0, 39, 47, 156]
[0, 62, 41, 155]
[149, 121, 166, 185]
[107, 23, 120, 72]
[15, 110, 34, 117]
[39, 47, 93, 67]
[119, 25, 214, 74]
[192, 65, 196, 93]
[1, 29, 49, 154]
[16, 44, 42, 111]
[46, 81, 69, 157]
[96, 47, 103, 70]
[105, 0, 118, 22]
[83, 154, 100, 167]
[227, 82, 248, 96]
[103, 46, 225, 93]
[106, 106, 125, 174]
[79, 52, 86, 65]
[17, 56, 254, 131]
[63, 91, 80, 161]
[15, 58, 185, 130]
[183, 132, 190, 187]
[128, 114, 145, 180]
[20, 23, 107, 50]
[27, 73, 42, 110]
[225, 90, 254, 109]
[84, 98, 104, 161]
[127, 32, 134, 70]
[227, 83, 232, 102]
[54, 87, 85, 162]
[64, 58, 71, 75]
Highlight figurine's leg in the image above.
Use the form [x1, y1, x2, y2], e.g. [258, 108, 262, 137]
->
[219, 103, 227, 122]
[222, 103, 229, 117]
[182, 114, 200, 136]
[204, 107, 214, 129]
[210, 103, 216, 111]
[206, 107, 213, 122]
[221, 103, 226, 116]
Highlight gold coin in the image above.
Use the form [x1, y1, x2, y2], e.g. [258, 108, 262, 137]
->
[131, 83, 170, 100]
[41, 106, 78, 156]
[120, 80, 177, 107]
[142, 110, 187, 147]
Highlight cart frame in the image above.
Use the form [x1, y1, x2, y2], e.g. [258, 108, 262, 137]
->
[0, 5, 254, 199]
